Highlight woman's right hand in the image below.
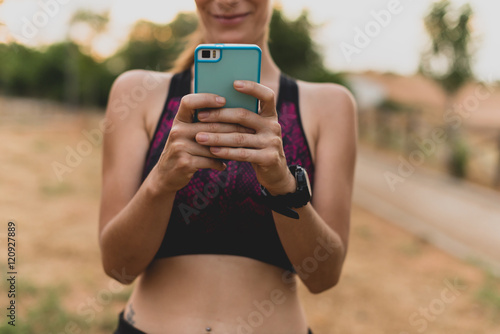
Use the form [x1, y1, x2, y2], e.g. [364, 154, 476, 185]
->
[153, 93, 252, 193]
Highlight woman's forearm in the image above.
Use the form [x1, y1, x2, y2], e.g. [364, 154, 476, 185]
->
[99, 166, 177, 284]
[273, 204, 347, 294]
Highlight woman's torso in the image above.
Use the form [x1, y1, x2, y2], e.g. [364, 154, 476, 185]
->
[124, 69, 320, 334]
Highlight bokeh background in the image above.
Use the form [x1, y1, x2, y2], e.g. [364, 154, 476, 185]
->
[1, 0, 500, 333]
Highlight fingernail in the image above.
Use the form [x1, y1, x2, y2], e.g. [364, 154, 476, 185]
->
[211, 147, 221, 153]
[216, 96, 225, 104]
[198, 111, 209, 119]
[197, 133, 208, 142]
[234, 80, 244, 88]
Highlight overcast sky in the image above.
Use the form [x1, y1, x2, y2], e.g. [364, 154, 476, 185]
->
[1, 0, 499, 80]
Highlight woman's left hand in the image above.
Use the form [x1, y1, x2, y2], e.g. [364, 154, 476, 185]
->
[194, 80, 296, 195]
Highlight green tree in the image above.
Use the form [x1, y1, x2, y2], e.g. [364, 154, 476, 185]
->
[0, 43, 41, 96]
[64, 10, 111, 105]
[420, 0, 474, 95]
[0, 42, 114, 106]
[108, 13, 198, 71]
[269, 9, 345, 85]
[419, 0, 475, 178]
[69, 10, 110, 56]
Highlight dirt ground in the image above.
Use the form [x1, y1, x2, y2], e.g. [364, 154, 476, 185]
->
[1, 97, 499, 333]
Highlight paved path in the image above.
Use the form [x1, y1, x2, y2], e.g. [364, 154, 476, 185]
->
[353, 147, 500, 274]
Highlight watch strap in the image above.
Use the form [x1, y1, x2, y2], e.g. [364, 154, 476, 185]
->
[260, 185, 300, 219]
[259, 165, 311, 220]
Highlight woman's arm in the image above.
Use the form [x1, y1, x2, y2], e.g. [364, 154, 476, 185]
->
[99, 70, 233, 284]
[194, 80, 357, 293]
[273, 83, 357, 293]
[98, 70, 175, 284]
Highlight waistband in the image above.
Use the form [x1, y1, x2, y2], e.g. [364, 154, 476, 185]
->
[114, 310, 314, 334]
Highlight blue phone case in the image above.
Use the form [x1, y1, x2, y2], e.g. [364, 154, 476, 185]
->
[194, 44, 262, 122]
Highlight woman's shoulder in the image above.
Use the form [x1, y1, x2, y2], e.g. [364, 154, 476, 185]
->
[110, 69, 174, 98]
[297, 80, 356, 117]
[106, 70, 176, 132]
[296, 79, 357, 140]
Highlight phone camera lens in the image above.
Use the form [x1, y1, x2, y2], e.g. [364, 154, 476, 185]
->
[202, 50, 211, 59]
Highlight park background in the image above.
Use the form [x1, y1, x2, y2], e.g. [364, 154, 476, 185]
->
[1, 0, 500, 333]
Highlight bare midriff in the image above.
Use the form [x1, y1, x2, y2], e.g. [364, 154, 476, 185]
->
[124, 254, 308, 334]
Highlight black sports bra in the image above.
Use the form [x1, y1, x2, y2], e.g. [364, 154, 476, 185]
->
[141, 69, 315, 272]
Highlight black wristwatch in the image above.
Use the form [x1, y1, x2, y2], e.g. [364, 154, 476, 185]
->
[260, 165, 312, 219]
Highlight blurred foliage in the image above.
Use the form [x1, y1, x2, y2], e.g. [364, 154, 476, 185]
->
[0, 288, 89, 333]
[0, 42, 115, 106]
[377, 99, 415, 114]
[0, 278, 127, 333]
[268, 9, 346, 86]
[448, 137, 469, 178]
[373, 99, 418, 151]
[0, 8, 344, 107]
[419, 0, 474, 95]
[109, 13, 198, 72]
[70, 10, 110, 57]
[70, 9, 109, 31]
[476, 272, 500, 317]
[420, 0, 475, 179]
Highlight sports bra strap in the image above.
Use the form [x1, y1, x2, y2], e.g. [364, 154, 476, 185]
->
[277, 73, 299, 113]
[169, 68, 191, 97]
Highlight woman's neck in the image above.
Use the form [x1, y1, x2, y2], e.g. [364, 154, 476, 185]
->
[253, 35, 281, 88]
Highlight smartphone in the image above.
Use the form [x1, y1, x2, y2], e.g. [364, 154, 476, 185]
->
[193, 44, 262, 122]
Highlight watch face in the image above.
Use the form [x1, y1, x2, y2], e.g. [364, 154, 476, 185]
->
[295, 165, 311, 200]
[287, 165, 311, 208]
[303, 168, 312, 197]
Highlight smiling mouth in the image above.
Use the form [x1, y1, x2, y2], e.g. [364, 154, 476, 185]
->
[212, 12, 250, 24]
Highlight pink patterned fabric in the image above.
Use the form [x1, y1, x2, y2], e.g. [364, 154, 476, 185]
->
[141, 72, 315, 271]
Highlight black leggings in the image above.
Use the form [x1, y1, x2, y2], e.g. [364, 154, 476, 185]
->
[114, 311, 314, 334]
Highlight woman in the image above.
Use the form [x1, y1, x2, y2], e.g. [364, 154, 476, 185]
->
[99, 0, 357, 333]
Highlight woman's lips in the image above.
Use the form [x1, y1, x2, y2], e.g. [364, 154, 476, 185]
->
[212, 12, 250, 25]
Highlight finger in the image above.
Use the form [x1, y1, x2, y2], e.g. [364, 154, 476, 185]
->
[168, 122, 255, 147]
[197, 107, 265, 131]
[175, 93, 226, 123]
[209, 146, 278, 165]
[166, 140, 227, 171]
[166, 137, 224, 160]
[233, 80, 276, 118]
[178, 139, 227, 170]
[190, 155, 227, 171]
[191, 121, 256, 135]
[195, 132, 265, 148]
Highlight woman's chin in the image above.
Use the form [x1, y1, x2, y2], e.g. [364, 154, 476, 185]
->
[207, 32, 259, 45]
